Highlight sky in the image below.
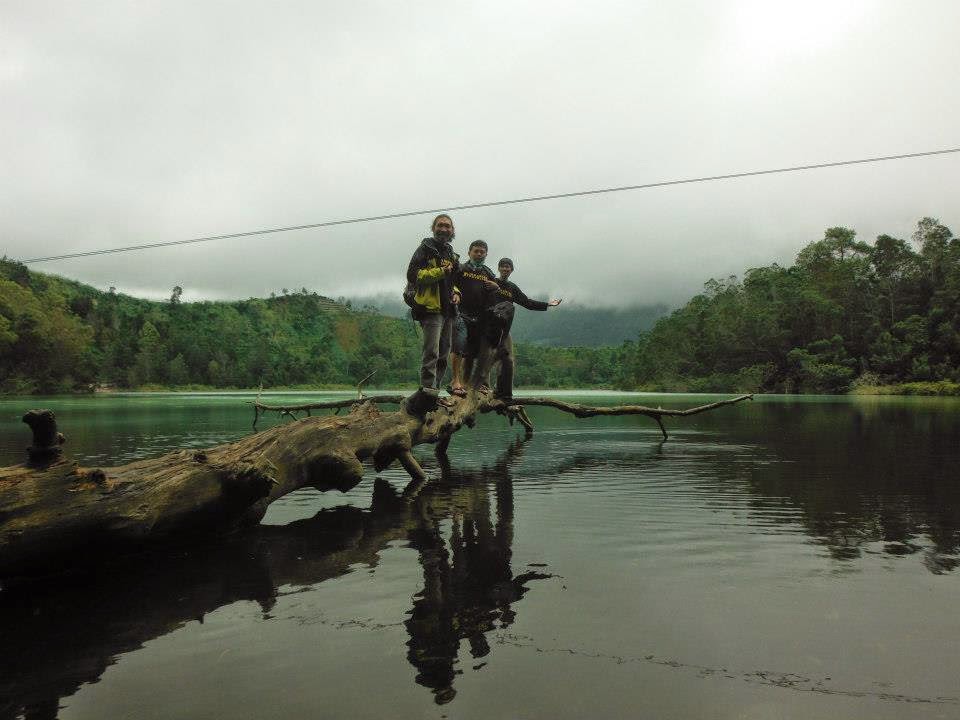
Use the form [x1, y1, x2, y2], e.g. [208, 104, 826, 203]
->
[2, 0, 958, 306]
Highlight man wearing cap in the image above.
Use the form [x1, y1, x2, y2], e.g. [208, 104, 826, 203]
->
[491, 257, 562, 400]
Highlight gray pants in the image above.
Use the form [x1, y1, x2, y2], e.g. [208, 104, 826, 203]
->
[419, 314, 454, 390]
[491, 333, 514, 397]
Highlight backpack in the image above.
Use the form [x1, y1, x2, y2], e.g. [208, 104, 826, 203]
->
[403, 281, 426, 320]
[484, 300, 515, 346]
[402, 281, 418, 309]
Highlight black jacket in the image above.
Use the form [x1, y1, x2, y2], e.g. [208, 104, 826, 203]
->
[406, 238, 459, 317]
[455, 262, 499, 319]
[495, 279, 549, 311]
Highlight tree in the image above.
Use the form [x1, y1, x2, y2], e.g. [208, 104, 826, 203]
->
[0, 279, 94, 393]
[168, 353, 190, 386]
[130, 321, 165, 386]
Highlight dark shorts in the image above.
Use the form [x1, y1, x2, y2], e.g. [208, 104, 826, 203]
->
[453, 314, 484, 357]
[452, 315, 468, 355]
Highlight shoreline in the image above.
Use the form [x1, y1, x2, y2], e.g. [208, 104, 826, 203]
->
[5, 382, 960, 398]
[848, 381, 960, 397]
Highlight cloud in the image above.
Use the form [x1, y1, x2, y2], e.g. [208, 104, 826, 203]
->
[3, 1, 959, 306]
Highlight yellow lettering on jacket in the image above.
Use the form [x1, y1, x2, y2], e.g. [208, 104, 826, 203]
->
[461, 270, 490, 282]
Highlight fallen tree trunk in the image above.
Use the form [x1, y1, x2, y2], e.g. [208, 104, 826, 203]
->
[0, 391, 751, 579]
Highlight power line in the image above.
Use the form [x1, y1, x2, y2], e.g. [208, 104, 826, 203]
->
[22, 146, 960, 264]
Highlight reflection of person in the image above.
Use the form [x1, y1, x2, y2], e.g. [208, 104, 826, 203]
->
[404, 436, 549, 706]
[449, 240, 500, 395]
[491, 258, 562, 400]
[0, 434, 540, 718]
[405, 214, 461, 409]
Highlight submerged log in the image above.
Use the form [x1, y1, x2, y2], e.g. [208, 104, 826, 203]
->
[0, 391, 751, 579]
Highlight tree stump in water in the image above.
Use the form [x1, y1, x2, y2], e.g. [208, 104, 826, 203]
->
[22, 409, 66, 464]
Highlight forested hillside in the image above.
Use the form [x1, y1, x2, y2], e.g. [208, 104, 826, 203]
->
[0, 260, 628, 394]
[5, 216, 956, 396]
[0, 259, 422, 394]
[626, 217, 960, 393]
[348, 293, 668, 347]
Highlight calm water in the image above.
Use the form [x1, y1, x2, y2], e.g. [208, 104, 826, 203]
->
[1, 392, 959, 720]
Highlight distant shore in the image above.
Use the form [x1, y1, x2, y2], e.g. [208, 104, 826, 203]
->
[848, 381, 960, 397]
[4, 382, 957, 398]
[0, 380, 960, 397]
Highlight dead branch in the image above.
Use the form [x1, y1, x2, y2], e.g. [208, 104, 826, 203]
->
[490, 394, 755, 440]
[357, 370, 377, 398]
[250, 394, 406, 429]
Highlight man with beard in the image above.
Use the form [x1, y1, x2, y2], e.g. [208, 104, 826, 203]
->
[405, 214, 461, 410]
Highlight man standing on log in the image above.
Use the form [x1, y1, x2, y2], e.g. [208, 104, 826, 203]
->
[449, 240, 501, 395]
[406, 214, 461, 410]
[491, 257, 562, 401]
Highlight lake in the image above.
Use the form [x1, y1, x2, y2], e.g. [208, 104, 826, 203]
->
[1, 391, 959, 719]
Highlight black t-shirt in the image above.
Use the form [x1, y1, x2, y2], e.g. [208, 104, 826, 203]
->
[456, 263, 499, 318]
[495, 279, 549, 311]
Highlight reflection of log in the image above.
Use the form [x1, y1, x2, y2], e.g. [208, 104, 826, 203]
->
[1, 391, 751, 579]
[0, 439, 538, 719]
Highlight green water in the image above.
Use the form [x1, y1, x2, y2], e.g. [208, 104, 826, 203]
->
[2, 392, 959, 719]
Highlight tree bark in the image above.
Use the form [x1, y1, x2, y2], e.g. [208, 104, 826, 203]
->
[0, 391, 751, 579]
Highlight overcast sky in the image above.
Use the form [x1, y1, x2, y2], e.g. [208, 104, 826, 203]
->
[2, 1, 958, 306]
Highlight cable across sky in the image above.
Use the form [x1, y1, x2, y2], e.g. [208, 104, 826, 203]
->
[22, 146, 960, 264]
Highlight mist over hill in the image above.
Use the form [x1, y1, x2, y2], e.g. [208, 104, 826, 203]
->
[343, 293, 668, 347]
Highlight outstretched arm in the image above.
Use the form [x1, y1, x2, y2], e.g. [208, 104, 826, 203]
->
[510, 283, 550, 311]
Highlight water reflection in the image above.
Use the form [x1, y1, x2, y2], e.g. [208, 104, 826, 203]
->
[0, 437, 544, 719]
[406, 437, 550, 704]
[541, 399, 960, 574]
[733, 401, 960, 574]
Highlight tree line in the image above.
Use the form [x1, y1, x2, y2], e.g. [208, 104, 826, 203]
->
[0, 260, 625, 394]
[3, 215, 955, 395]
[624, 217, 959, 393]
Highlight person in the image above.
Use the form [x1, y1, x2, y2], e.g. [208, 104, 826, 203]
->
[449, 240, 500, 395]
[405, 214, 461, 410]
[490, 257, 562, 400]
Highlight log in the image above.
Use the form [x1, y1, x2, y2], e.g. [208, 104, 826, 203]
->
[0, 436, 538, 715]
[0, 391, 752, 579]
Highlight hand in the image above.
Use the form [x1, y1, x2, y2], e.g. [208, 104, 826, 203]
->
[548, 298, 562, 307]
[441, 262, 454, 275]
[484, 279, 499, 289]
[451, 292, 461, 305]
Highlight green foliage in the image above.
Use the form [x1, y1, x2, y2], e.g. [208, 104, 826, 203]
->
[850, 380, 960, 396]
[625, 218, 959, 393]
[0, 259, 625, 393]
[512, 342, 633, 388]
[0, 260, 96, 393]
[4, 214, 956, 396]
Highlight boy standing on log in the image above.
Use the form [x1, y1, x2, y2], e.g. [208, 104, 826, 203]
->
[450, 240, 501, 394]
[406, 214, 461, 409]
[491, 257, 562, 400]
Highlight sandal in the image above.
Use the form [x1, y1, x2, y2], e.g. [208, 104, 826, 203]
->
[449, 385, 467, 398]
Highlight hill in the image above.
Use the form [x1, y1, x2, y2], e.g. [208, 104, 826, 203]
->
[626, 218, 960, 393]
[345, 293, 668, 347]
[0, 259, 631, 394]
